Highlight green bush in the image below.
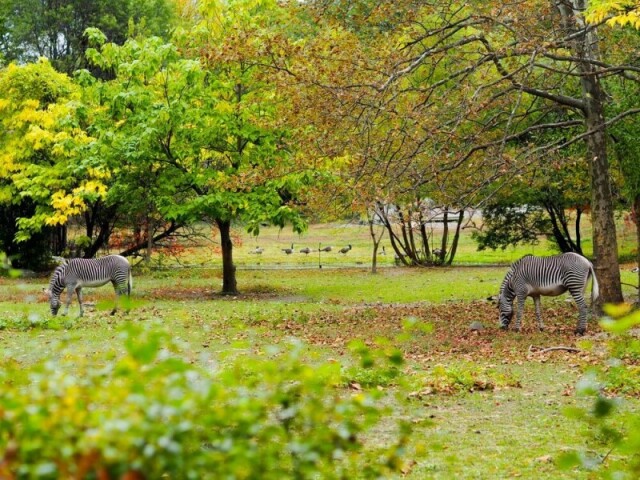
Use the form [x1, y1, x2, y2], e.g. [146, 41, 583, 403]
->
[560, 306, 640, 478]
[407, 364, 521, 396]
[0, 324, 410, 479]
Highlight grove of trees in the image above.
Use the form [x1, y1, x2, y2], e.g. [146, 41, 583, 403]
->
[1, 0, 639, 301]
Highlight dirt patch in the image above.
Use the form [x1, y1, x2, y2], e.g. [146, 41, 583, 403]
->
[145, 286, 305, 302]
[270, 300, 606, 364]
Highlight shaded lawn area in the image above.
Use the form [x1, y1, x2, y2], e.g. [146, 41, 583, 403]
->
[0, 267, 635, 479]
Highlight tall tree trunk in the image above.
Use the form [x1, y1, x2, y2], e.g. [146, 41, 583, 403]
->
[439, 207, 449, 263]
[446, 210, 465, 265]
[575, 208, 583, 255]
[367, 207, 384, 274]
[556, 0, 623, 304]
[544, 202, 573, 253]
[634, 194, 640, 304]
[145, 210, 153, 265]
[217, 218, 238, 295]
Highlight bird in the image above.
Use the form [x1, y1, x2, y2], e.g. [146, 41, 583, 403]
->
[281, 243, 294, 254]
[250, 246, 264, 254]
[379, 246, 386, 255]
[632, 267, 639, 273]
[299, 247, 312, 255]
[339, 244, 352, 254]
[319, 245, 332, 252]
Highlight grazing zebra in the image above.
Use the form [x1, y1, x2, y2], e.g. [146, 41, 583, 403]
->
[498, 252, 599, 335]
[45, 255, 132, 317]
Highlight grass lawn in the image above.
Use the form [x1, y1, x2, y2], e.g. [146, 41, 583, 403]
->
[0, 222, 638, 478]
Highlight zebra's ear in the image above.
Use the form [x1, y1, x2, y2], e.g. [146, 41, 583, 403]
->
[486, 295, 498, 303]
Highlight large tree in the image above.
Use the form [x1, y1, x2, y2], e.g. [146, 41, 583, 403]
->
[0, 0, 176, 74]
[0, 60, 100, 265]
[84, 11, 312, 294]
[298, 0, 636, 302]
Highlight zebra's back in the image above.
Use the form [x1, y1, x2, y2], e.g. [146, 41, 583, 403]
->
[507, 252, 593, 291]
[65, 255, 130, 287]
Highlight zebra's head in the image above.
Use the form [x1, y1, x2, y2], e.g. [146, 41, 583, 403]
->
[498, 267, 516, 329]
[46, 266, 65, 316]
[43, 287, 61, 315]
[497, 293, 514, 329]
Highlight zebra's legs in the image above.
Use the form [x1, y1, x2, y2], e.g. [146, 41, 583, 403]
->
[63, 284, 76, 316]
[111, 282, 127, 315]
[76, 287, 84, 317]
[514, 294, 526, 332]
[569, 287, 589, 335]
[533, 296, 544, 331]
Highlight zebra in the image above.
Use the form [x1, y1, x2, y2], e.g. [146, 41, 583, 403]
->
[45, 255, 132, 317]
[498, 252, 599, 335]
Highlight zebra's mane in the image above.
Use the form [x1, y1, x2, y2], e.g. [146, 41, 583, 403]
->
[49, 265, 67, 293]
[500, 254, 535, 299]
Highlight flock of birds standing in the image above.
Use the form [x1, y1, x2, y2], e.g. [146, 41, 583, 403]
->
[249, 244, 354, 255]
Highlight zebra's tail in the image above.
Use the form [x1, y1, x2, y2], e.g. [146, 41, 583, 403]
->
[590, 264, 599, 302]
[128, 266, 133, 296]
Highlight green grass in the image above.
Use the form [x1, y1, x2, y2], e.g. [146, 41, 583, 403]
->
[147, 218, 638, 270]
[1, 221, 638, 479]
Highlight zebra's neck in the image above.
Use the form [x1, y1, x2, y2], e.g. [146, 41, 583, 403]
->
[500, 269, 516, 301]
[49, 266, 66, 298]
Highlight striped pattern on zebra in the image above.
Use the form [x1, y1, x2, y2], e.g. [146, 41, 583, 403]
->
[46, 255, 132, 317]
[498, 252, 599, 335]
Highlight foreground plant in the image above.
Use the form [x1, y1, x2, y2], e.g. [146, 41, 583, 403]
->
[0, 323, 410, 479]
[560, 305, 640, 478]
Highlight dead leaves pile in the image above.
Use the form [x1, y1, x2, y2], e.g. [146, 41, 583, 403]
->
[272, 300, 607, 365]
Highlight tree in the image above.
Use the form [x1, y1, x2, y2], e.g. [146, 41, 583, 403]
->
[0, 0, 176, 75]
[586, 0, 640, 28]
[0, 60, 99, 266]
[84, 8, 312, 294]
[474, 156, 594, 254]
[173, 0, 318, 293]
[302, 0, 635, 302]
[611, 116, 640, 300]
[586, 0, 640, 299]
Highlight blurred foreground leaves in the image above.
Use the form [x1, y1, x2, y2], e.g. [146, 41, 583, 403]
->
[0, 322, 410, 479]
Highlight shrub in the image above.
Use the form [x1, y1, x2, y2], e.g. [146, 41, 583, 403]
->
[560, 306, 640, 478]
[0, 323, 410, 479]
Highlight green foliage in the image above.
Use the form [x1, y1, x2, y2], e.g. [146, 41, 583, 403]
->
[0, 323, 410, 479]
[560, 307, 640, 477]
[0, 0, 176, 74]
[0, 60, 102, 262]
[409, 364, 521, 396]
[473, 203, 549, 251]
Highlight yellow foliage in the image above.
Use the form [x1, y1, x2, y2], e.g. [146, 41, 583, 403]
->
[87, 167, 112, 180]
[0, 152, 16, 176]
[24, 126, 55, 150]
[74, 180, 108, 197]
[47, 183, 108, 225]
[586, 0, 640, 29]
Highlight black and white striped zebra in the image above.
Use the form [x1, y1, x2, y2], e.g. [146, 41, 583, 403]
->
[45, 255, 132, 317]
[498, 252, 599, 334]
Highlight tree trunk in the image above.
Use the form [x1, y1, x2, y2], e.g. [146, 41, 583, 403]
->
[578, 44, 623, 304]
[575, 208, 583, 255]
[544, 201, 573, 253]
[635, 194, 640, 304]
[446, 210, 465, 265]
[439, 207, 449, 263]
[556, 0, 623, 304]
[368, 208, 384, 274]
[217, 218, 238, 295]
[145, 212, 153, 265]
[118, 221, 182, 257]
